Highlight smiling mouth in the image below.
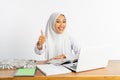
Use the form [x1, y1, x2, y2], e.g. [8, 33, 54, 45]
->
[58, 27, 64, 31]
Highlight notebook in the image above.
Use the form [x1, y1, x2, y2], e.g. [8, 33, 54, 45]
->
[37, 64, 71, 76]
[14, 68, 36, 76]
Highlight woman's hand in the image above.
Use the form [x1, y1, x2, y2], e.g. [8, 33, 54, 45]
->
[35, 54, 66, 64]
[51, 54, 66, 60]
[37, 30, 46, 50]
[47, 54, 66, 63]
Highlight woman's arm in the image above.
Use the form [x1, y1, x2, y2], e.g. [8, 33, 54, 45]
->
[70, 37, 81, 58]
[35, 30, 46, 55]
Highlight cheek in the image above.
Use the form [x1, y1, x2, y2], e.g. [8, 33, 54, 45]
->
[64, 24, 66, 27]
[54, 24, 59, 31]
[55, 24, 59, 29]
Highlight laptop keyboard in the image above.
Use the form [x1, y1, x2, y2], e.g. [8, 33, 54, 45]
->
[70, 64, 77, 69]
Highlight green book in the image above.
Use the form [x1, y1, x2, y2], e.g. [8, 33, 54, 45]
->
[14, 68, 36, 76]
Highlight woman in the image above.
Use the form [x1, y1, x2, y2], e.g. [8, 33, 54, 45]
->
[35, 12, 80, 61]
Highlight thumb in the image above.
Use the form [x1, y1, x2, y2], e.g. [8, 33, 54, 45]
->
[41, 30, 44, 36]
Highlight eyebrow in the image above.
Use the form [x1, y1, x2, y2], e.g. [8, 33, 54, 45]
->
[56, 19, 66, 20]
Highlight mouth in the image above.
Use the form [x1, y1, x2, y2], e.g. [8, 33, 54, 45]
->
[58, 27, 64, 31]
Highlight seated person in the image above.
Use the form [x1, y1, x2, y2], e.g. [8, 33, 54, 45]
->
[34, 12, 80, 64]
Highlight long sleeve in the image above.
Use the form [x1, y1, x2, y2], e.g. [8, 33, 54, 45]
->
[70, 37, 81, 59]
[34, 43, 46, 55]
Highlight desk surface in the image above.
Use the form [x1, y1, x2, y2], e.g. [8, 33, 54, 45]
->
[0, 60, 120, 80]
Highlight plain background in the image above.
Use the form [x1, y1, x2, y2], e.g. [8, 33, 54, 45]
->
[0, 0, 120, 60]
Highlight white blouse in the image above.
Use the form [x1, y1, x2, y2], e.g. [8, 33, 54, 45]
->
[34, 37, 81, 60]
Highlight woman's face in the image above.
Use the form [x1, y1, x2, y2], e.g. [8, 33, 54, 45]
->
[54, 15, 66, 34]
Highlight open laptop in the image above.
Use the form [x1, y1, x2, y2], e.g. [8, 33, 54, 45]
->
[63, 47, 108, 72]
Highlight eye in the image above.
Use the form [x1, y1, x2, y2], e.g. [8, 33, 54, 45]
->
[56, 20, 60, 23]
[63, 20, 66, 23]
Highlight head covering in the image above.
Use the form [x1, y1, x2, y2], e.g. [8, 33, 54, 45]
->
[45, 12, 72, 60]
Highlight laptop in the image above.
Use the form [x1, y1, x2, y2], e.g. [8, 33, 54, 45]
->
[63, 47, 108, 72]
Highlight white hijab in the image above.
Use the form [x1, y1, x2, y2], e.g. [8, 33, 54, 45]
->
[45, 12, 72, 60]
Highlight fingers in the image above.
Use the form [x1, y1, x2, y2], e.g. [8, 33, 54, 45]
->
[47, 54, 66, 63]
[39, 36, 45, 43]
[53, 54, 66, 60]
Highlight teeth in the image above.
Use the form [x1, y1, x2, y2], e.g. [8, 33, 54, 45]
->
[58, 27, 64, 30]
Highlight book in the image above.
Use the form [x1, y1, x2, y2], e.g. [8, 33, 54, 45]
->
[37, 64, 71, 76]
[14, 68, 36, 76]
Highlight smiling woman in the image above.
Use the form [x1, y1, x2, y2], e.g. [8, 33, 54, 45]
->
[54, 14, 66, 34]
[34, 12, 81, 62]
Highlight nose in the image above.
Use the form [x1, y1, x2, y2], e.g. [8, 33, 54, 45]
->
[60, 22, 64, 26]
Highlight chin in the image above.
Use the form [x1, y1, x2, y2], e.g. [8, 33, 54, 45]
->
[57, 31, 64, 34]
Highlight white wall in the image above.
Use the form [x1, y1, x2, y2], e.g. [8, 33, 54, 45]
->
[0, 0, 120, 60]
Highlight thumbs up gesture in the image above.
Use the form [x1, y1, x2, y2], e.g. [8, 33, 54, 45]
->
[37, 30, 46, 50]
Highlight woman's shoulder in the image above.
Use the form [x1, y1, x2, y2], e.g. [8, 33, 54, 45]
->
[67, 35, 75, 40]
